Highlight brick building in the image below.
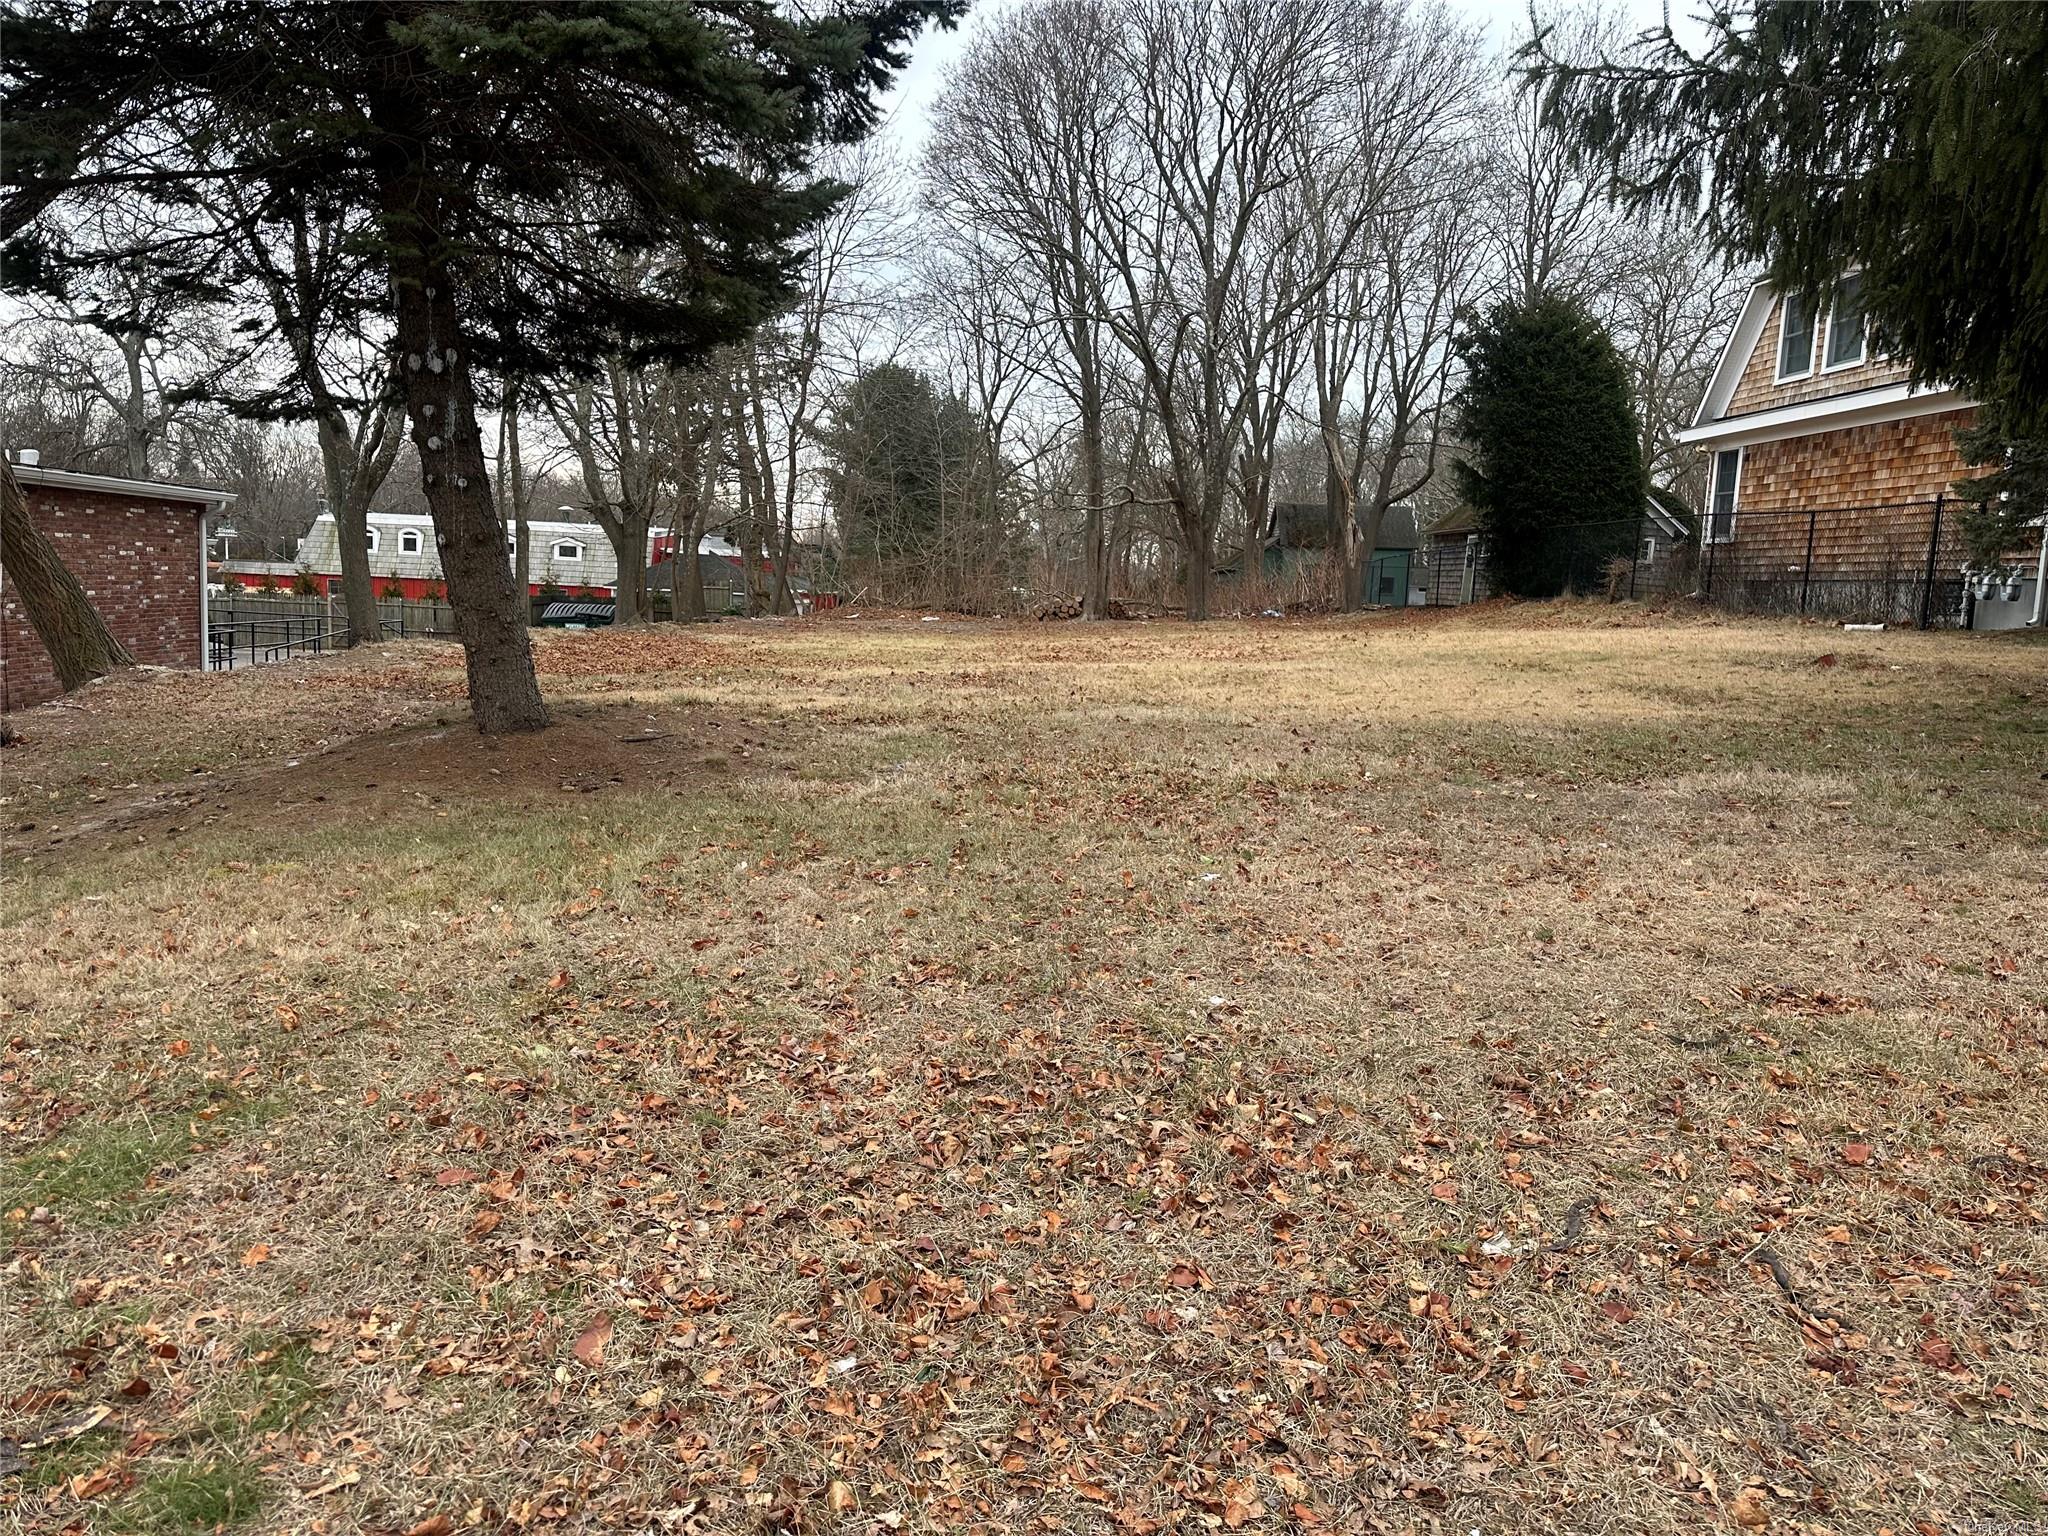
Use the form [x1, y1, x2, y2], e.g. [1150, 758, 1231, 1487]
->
[2, 461, 234, 712]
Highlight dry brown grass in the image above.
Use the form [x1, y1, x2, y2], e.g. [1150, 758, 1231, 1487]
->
[2, 606, 2045, 1536]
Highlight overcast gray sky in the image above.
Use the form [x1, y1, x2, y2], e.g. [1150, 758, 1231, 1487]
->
[874, 0, 1709, 159]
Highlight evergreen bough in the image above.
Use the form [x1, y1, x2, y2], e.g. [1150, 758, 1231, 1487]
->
[1453, 294, 1646, 599]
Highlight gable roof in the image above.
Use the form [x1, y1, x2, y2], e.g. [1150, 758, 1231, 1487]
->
[1426, 504, 1483, 537]
[1644, 487, 1693, 541]
[1264, 501, 1420, 551]
[1691, 279, 1775, 429]
[1682, 277, 1974, 448]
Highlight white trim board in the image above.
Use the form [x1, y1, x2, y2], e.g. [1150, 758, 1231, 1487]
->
[1676, 381, 1974, 450]
[1690, 280, 1774, 429]
[13, 463, 236, 509]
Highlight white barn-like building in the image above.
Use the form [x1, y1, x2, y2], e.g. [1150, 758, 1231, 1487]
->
[232, 511, 737, 600]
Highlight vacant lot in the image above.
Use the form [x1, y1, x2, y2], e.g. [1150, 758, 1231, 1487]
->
[3, 607, 2044, 1535]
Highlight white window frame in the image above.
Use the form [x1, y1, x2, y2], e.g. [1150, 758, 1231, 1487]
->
[364, 528, 380, 553]
[1822, 273, 1868, 373]
[1774, 293, 1816, 383]
[1707, 447, 1742, 544]
[400, 528, 422, 554]
[552, 540, 584, 562]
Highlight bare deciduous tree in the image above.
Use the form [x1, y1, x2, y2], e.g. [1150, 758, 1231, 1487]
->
[1076, 0, 1368, 620]
[929, 1, 1124, 616]
[221, 189, 404, 645]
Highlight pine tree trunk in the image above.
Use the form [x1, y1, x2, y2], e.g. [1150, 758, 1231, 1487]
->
[387, 249, 547, 734]
[370, 59, 545, 735]
[1, 455, 136, 692]
[501, 386, 531, 604]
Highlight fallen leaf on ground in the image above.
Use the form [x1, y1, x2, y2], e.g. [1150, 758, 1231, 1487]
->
[572, 1312, 613, 1367]
[1730, 1486, 1770, 1527]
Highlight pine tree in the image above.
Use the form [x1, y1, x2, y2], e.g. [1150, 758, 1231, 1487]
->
[1453, 294, 1645, 599]
[3, 0, 956, 733]
[823, 364, 989, 570]
[1529, 2, 2048, 568]
[1952, 404, 2048, 578]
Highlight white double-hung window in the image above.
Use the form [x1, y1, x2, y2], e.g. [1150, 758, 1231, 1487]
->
[1776, 293, 1816, 381]
[1824, 273, 1868, 370]
[1707, 449, 1741, 543]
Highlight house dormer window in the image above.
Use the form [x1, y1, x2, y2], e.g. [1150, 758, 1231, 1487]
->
[364, 528, 380, 553]
[400, 528, 422, 554]
[552, 540, 583, 562]
[1775, 292, 1816, 382]
[1823, 273, 1867, 370]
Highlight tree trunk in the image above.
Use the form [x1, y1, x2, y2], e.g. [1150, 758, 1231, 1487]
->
[1353, 498, 1390, 609]
[386, 248, 546, 734]
[1182, 504, 1213, 622]
[742, 367, 793, 616]
[501, 382, 531, 606]
[1079, 395, 1108, 620]
[319, 421, 381, 646]
[119, 330, 151, 479]
[608, 515, 648, 625]
[730, 396, 768, 617]
[683, 533, 705, 620]
[771, 496, 796, 615]
[681, 425, 715, 621]
[1, 455, 136, 692]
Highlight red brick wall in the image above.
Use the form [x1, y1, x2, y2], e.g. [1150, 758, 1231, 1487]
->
[1, 481, 206, 712]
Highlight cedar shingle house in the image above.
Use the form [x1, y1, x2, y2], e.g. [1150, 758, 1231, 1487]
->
[1674, 275, 2042, 627]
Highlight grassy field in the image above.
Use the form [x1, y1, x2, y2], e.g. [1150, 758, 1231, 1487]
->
[2, 604, 2044, 1536]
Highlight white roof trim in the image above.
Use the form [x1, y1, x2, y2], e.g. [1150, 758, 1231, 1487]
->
[1676, 380, 1973, 450]
[1692, 279, 1775, 429]
[13, 463, 236, 508]
[1642, 497, 1690, 539]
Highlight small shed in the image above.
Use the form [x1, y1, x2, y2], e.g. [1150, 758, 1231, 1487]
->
[1421, 505, 1489, 606]
[1258, 500, 1422, 606]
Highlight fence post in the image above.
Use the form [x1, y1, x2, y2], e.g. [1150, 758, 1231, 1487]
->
[1703, 526, 1716, 600]
[1629, 506, 1643, 601]
[1799, 506, 1817, 614]
[1919, 494, 1944, 630]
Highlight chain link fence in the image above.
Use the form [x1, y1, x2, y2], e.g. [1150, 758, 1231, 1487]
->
[1419, 496, 1975, 628]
